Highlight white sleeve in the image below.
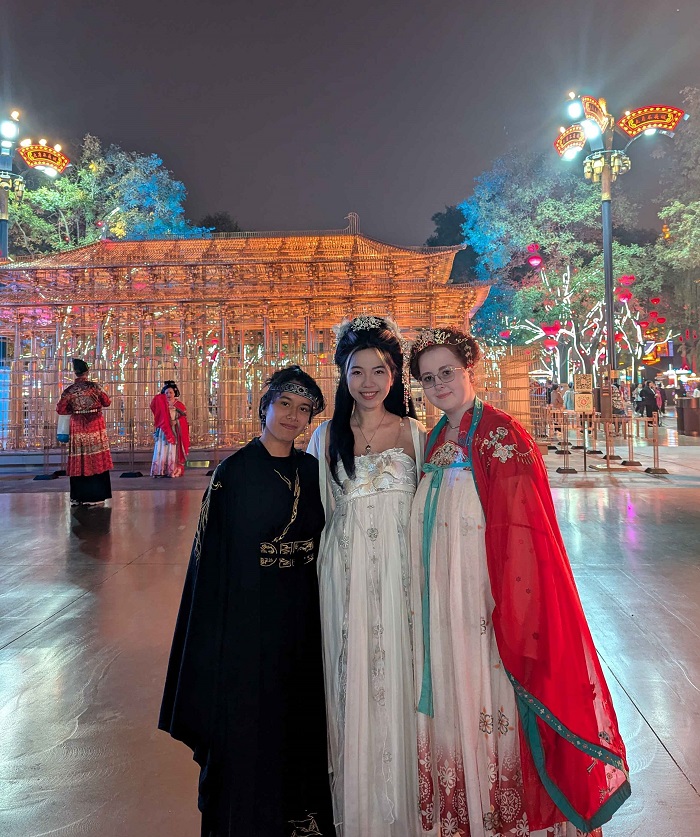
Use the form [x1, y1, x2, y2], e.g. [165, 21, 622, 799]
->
[307, 421, 334, 519]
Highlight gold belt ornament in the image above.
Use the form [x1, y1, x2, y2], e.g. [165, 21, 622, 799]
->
[260, 538, 315, 567]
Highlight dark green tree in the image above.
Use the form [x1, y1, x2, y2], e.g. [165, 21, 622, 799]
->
[9, 134, 209, 257]
[200, 211, 241, 233]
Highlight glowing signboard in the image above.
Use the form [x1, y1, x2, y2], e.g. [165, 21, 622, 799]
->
[554, 124, 586, 157]
[17, 144, 70, 173]
[617, 105, 686, 138]
[581, 95, 608, 131]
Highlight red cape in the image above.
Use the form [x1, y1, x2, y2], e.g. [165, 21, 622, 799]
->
[150, 394, 190, 458]
[426, 402, 630, 832]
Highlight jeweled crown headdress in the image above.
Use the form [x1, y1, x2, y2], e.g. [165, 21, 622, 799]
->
[410, 328, 475, 366]
[332, 314, 412, 412]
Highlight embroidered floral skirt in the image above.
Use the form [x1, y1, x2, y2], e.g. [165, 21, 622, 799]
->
[150, 427, 184, 477]
[410, 467, 602, 837]
[66, 413, 113, 477]
[319, 452, 420, 836]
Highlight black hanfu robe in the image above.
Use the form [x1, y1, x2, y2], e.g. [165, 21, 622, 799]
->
[159, 439, 333, 837]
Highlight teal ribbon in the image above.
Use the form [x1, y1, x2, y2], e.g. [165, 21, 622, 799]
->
[417, 399, 483, 717]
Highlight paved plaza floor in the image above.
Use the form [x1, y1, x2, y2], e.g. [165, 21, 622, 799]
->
[0, 436, 699, 835]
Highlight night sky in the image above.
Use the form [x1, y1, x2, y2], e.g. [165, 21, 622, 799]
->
[3, 0, 699, 245]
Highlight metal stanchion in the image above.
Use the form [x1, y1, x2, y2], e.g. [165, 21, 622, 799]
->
[645, 413, 668, 475]
[587, 414, 603, 454]
[207, 409, 221, 477]
[602, 417, 621, 461]
[621, 417, 641, 466]
[34, 421, 58, 480]
[555, 412, 577, 473]
[120, 416, 143, 478]
[570, 412, 585, 450]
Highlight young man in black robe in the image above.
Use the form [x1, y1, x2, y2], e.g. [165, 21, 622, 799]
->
[159, 366, 334, 837]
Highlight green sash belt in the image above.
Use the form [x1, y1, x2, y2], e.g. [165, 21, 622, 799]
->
[417, 398, 483, 716]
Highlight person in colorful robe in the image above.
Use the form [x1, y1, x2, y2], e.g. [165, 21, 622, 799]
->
[150, 381, 190, 477]
[56, 358, 113, 505]
[159, 365, 334, 837]
[408, 328, 630, 837]
[308, 315, 425, 837]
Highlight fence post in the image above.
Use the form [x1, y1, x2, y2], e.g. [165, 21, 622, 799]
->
[33, 421, 59, 480]
[602, 416, 621, 461]
[645, 413, 668, 475]
[587, 414, 603, 455]
[555, 412, 577, 473]
[621, 417, 641, 466]
[120, 416, 143, 478]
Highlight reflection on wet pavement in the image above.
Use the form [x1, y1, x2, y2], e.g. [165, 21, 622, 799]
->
[0, 484, 699, 835]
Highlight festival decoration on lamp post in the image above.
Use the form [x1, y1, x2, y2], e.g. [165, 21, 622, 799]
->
[0, 111, 70, 261]
[554, 92, 688, 374]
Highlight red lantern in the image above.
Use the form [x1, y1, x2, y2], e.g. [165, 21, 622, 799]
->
[614, 332, 624, 341]
[527, 242, 540, 252]
[656, 317, 666, 324]
[499, 329, 511, 339]
[650, 297, 661, 305]
[649, 311, 659, 318]
[543, 338, 558, 350]
[679, 335, 685, 343]
[616, 288, 633, 302]
[619, 274, 636, 285]
[528, 253, 543, 269]
[694, 332, 698, 340]
[639, 321, 650, 328]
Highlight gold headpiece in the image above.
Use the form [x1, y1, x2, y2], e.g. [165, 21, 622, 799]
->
[410, 328, 475, 365]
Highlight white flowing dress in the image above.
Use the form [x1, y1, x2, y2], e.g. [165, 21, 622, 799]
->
[409, 438, 601, 837]
[308, 419, 424, 837]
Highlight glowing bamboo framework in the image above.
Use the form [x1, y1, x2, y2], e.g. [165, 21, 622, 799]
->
[0, 226, 496, 452]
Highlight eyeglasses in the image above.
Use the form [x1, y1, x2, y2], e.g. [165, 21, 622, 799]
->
[419, 366, 465, 389]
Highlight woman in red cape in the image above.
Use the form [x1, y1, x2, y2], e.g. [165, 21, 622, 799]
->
[408, 328, 630, 837]
[150, 381, 190, 478]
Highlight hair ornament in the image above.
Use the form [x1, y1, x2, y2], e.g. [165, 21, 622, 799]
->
[411, 328, 475, 366]
[267, 381, 324, 415]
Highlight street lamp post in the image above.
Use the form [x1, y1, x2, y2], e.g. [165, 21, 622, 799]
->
[0, 110, 71, 262]
[555, 93, 687, 375]
[0, 111, 22, 261]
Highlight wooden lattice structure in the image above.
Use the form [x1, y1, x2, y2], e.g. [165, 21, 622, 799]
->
[0, 220, 490, 453]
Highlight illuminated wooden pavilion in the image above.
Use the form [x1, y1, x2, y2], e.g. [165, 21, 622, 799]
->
[0, 217, 489, 452]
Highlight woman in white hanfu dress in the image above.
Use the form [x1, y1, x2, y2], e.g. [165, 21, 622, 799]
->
[408, 328, 631, 837]
[308, 315, 425, 837]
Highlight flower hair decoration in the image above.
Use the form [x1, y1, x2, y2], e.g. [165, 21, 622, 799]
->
[410, 328, 475, 367]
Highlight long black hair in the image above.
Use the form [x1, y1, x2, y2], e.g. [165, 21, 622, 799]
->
[329, 318, 415, 483]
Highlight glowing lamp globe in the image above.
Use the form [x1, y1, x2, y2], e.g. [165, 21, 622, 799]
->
[656, 317, 666, 324]
[0, 119, 18, 140]
[528, 254, 543, 268]
[567, 100, 583, 120]
[650, 297, 661, 305]
[616, 289, 633, 302]
[543, 338, 558, 350]
[499, 330, 511, 339]
[619, 274, 636, 285]
[649, 311, 658, 319]
[639, 321, 650, 328]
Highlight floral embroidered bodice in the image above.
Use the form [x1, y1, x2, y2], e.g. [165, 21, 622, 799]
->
[427, 439, 469, 468]
[331, 448, 417, 503]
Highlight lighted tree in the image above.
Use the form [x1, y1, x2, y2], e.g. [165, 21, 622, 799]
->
[454, 148, 652, 343]
[507, 264, 673, 383]
[9, 134, 209, 257]
[653, 87, 700, 372]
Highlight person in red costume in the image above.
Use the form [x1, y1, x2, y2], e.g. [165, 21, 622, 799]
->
[408, 327, 630, 837]
[150, 381, 190, 477]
